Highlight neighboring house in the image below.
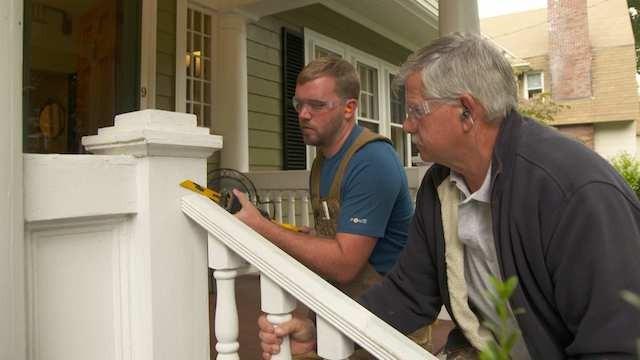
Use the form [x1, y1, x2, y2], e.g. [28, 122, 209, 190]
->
[22, 0, 442, 174]
[481, 0, 640, 160]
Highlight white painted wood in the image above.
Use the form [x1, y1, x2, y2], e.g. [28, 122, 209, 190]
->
[182, 195, 437, 359]
[22, 110, 221, 360]
[82, 110, 220, 360]
[0, 0, 26, 359]
[260, 275, 297, 315]
[209, 233, 246, 269]
[286, 191, 296, 225]
[175, 0, 188, 113]
[140, 0, 157, 109]
[23, 155, 137, 222]
[213, 269, 241, 360]
[317, 316, 354, 360]
[208, 234, 244, 359]
[275, 192, 283, 223]
[82, 109, 222, 157]
[261, 276, 296, 360]
[246, 170, 309, 191]
[215, 12, 249, 172]
[176, 1, 219, 122]
[300, 191, 310, 227]
[25, 216, 132, 360]
[438, 0, 480, 36]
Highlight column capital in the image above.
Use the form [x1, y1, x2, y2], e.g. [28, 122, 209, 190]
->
[82, 109, 222, 158]
[219, 10, 254, 27]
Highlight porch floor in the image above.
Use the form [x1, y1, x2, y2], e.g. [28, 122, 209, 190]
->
[209, 275, 454, 359]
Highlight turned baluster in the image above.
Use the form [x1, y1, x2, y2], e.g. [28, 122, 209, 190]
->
[317, 316, 354, 360]
[209, 234, 247, 360]
[260, 275, 296, 360]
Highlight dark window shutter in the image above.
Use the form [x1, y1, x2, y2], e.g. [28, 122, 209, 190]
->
[282, 28, 306, 170]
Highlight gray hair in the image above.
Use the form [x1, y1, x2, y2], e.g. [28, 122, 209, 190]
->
[396, 33, 517, 122]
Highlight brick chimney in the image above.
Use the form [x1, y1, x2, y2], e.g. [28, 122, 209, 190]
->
[548, 0, 592, 100]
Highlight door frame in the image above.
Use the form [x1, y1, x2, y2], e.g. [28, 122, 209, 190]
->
[2, 0, 26, 359]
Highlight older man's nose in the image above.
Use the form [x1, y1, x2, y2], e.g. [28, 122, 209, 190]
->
[403, 118, 415, 133]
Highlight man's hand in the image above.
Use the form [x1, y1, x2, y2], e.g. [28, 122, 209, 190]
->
[233, 188, 268, 229]
[297, 225, 316, 235]
[258, 313, 316, 359]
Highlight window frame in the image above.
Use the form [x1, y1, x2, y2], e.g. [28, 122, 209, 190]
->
[523, 71, 544, 99]
[303, 29, 413, 167]
[175, 1, 217, 128]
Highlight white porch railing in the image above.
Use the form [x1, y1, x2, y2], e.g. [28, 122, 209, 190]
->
[23, 110, 221, 360]
[182, 194, 437, 360]
[245, 167, 430, 228]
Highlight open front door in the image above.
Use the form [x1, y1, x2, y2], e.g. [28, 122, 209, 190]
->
[23, 0, 140, 154]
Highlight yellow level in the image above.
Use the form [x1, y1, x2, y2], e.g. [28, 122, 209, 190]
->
[179, 179, 300, 232]
[180, 180, 221, 202]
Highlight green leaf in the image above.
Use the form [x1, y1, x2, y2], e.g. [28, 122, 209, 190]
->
[622, 290, 640, 308]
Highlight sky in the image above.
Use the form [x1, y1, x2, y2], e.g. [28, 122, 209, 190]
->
[478, 0, 548, 18]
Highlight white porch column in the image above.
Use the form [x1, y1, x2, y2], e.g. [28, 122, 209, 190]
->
[82, 110, 222, 359]
[215, 12, 249, 172]
[0, 1, 26, 360]
[438, 0, 480, 36]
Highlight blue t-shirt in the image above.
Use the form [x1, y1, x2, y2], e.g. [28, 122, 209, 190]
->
[320, 126, 413, 274]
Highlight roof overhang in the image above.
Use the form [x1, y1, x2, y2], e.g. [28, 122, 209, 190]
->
[226, 0, 439, 50]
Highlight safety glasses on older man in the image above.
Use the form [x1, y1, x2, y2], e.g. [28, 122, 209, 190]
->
[404, 97, 461, 123]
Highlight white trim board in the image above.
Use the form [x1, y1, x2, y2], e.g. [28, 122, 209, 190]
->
[0, 0, 26, 359]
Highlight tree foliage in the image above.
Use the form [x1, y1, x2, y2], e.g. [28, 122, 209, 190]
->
[518, 92, 569, 124]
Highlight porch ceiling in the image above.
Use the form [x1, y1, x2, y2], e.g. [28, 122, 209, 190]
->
[236, 0, 439, 50]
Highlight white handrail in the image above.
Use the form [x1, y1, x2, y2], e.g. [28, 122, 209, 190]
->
[181, 194, 436, 360]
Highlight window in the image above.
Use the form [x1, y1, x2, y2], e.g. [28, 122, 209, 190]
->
[314, 45, 341, 59]
[177, 3, 215, 128]
[303, 29, 414, 167]
[524, 72, 543, 99]
[358, 62, 379, 132]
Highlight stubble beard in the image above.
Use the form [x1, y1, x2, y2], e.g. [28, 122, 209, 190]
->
[301, 112, 345, 149]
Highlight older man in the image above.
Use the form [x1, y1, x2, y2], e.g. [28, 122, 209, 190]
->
[257, 33, 640, 359]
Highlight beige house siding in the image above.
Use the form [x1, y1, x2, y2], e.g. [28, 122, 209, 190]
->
[520, 46, 639, 126]
[156, 0, 176, 111]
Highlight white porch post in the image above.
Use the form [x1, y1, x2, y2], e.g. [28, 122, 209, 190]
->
[215, 12, 249, 172]
[0, 1, 26, 360]
[82, 110, 222, 359]
[140, 0, 157, 109]
[438, 0, 480, 36]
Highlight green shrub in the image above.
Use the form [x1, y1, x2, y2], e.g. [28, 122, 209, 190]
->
[479, 276, 522, 360]
[611, 153, 640, 199]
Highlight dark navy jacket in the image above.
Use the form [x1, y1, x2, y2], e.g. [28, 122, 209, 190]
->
[360, 110, 640, 359]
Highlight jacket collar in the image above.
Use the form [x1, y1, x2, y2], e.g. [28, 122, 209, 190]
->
[490, 109, 524, 195]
